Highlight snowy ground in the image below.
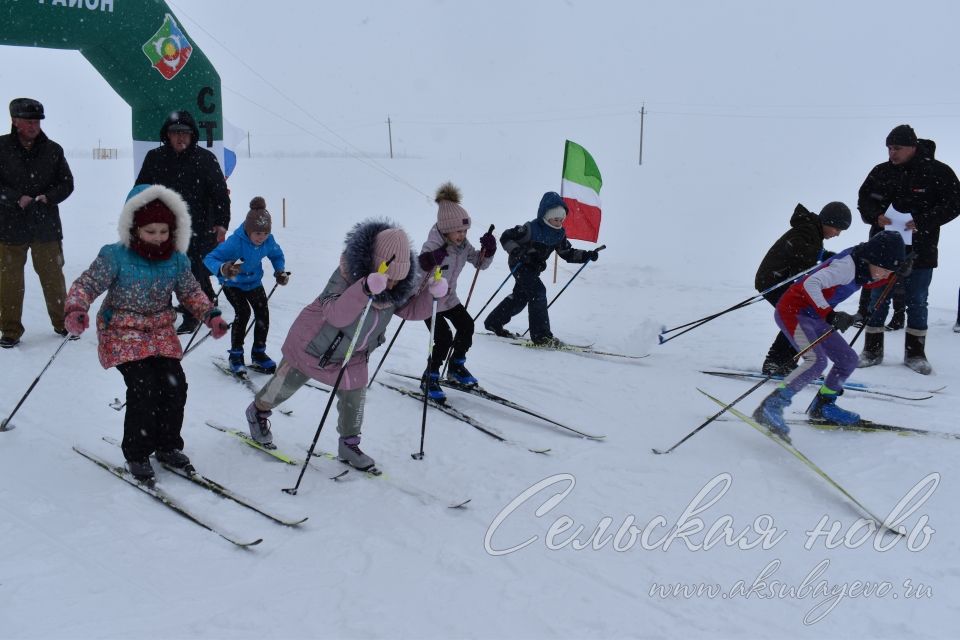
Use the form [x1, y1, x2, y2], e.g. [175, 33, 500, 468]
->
[1, 155, 959, 639]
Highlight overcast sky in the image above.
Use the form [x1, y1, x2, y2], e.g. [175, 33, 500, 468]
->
[3, 0, 960, 293]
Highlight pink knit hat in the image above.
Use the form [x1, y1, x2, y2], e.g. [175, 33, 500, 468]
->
[435, 182, 471, 234]
[372, 227, 411, 280]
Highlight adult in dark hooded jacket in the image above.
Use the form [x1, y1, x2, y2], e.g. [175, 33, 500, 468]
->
[483, 191, 599, 347]
[754, 202, 851, 375]
[136, 109, 231, 333]
[856, 124, 960, 374]
[0, 98, 75, 347]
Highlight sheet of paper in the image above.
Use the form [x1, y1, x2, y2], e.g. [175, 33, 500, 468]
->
[884, 207, 914, 246]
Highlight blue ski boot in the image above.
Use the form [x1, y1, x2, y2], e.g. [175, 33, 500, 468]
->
[752, 386, 794, 443]
[250, 344, 277, 374]
[808, 387, 860, 426]
[446, 357, 478, 386]
[228, 348, 247, 376]
[421, 370, 446, 403]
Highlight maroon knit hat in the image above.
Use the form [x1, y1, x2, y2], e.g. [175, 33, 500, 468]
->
[134, 199, 176, 229]
[435, 182, 471, 234]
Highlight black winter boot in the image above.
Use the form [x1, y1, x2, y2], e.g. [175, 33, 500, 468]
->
[857, 330, 884, 368]
[904, 330, 932, 375]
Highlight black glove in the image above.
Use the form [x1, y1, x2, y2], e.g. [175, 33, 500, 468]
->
[479, 232, 497, 257]
[826, 310, 860, 332]
[275, 271, 290, 286]
[584, 250, 599, 262]
[417, 246, 448, 271]
[896, 254, 914, 278]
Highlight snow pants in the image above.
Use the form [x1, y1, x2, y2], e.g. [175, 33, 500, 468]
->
[425, 303, 474, 371]
[223, 284, 270, 350]
[116, 357, 188, 462]
[776, 313, 858, 393]
[485, 265, 550, 341]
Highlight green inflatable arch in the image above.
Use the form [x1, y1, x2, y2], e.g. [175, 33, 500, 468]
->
[0, 0, 224, 176]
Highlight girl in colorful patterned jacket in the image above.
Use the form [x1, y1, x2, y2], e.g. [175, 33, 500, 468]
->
[751, 231, 905, 443]
[244, 219, 448, 471]
[63, 184, 230, 481]
[416, 183, 496, 401]
[203, 196, 287, 376]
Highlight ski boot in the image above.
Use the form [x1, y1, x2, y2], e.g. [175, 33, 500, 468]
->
[421, 370, 446, 403]
[155, 448, 192, 471]
[228, 348, 247, 376]
[250, 344, 277, 374]
[127, 458, 155, 482]
[245, 401, 274, 447]
[338, 435, 376, 471]
[751, 386, 795, 443]
[446, 357, 478, 386]
[808, 387, 860, 426]
[532, 335, 566, 349]
[484, 322, 517, 339]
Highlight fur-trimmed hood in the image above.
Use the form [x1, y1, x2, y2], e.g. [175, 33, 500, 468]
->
[118, 184, 192, 253]
[340, 218, 420, 306]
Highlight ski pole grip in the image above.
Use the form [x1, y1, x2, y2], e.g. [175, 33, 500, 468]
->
[377, 255, 396, 274]
[596, 244, 607, 251]
[487, 223, 495, 233]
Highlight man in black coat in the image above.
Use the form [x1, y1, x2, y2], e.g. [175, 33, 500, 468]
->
[0, 98, 75, 348]
[754, 202, 851, 375]
[856, 124, 960, 374]
[136, 110, 231, 333]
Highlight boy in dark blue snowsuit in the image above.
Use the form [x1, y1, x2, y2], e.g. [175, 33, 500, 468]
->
[484, 191, 599, 346]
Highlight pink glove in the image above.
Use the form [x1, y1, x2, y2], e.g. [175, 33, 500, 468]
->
[207, 316, 230, 339]
[64, 310, 89, 336]
[365, 272, 388, 295]
[429, 277, 449, 299]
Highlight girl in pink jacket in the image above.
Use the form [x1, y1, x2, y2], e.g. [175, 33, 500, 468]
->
[245, 219, 447, 471]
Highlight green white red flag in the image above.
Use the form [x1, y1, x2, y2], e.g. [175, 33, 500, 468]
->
[560, 140, 603, 242]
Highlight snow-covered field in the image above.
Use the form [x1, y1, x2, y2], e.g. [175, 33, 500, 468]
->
[0, 153, 958, 639]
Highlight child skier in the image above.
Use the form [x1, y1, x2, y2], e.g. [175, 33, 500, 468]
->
[417, 183, 496, 401]
[63, 184, 230, 481]
[203, 196, 287, 376]
[483, 191, 599, 347]
[243, 219, 448, 471]
[751, 231, 906, 442]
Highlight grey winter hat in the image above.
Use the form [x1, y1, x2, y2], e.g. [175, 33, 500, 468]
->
[818, 202, 851, 230]
[9, 98, 44, 120]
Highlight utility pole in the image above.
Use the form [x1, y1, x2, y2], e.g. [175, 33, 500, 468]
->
[638, 104, 645, 166]
[247, 131, 251, 158]
[386, 116, 394, 159]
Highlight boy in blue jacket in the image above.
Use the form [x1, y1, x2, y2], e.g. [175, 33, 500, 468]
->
[204, 196, 287, 375]
[484, 191, 599, 347]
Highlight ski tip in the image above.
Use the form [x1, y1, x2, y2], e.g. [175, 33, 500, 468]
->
[330, 470, 349, 481]
[529, 448, 552, 455]
[657, 334, 666, 344]
[448, 498, 472, 509]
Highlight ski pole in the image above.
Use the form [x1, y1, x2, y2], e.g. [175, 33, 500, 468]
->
[283, 257, 393, 496]
[658, 262, 825, 344]
[846, 274, 897, 349]
[471, 262, 521, 322]
[243, 273, 289, 339]
[183, 284, 224, 354]
[651, 328, 836, 455]
[1, 335, 72, 431]
[413, 266, 444, 460]
[367, 319, 405, 389]
[521, 244, 606, 337]
[440, 224, 494, 379]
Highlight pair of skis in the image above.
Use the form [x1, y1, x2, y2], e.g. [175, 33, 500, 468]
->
[74, 440, 309, 548]
[205, 421, 472, 509]
[482, 331, 649, 360]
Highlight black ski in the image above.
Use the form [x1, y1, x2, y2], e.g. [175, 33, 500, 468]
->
[101, 436, 308, 526]
[205, 421, 471, 508]
[73, 446, 263, 547]
[375, 380, 551, 454]
[701, 369, 936, 401]
[386, 371, 604, 440]
[508, 339, 648, 360]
